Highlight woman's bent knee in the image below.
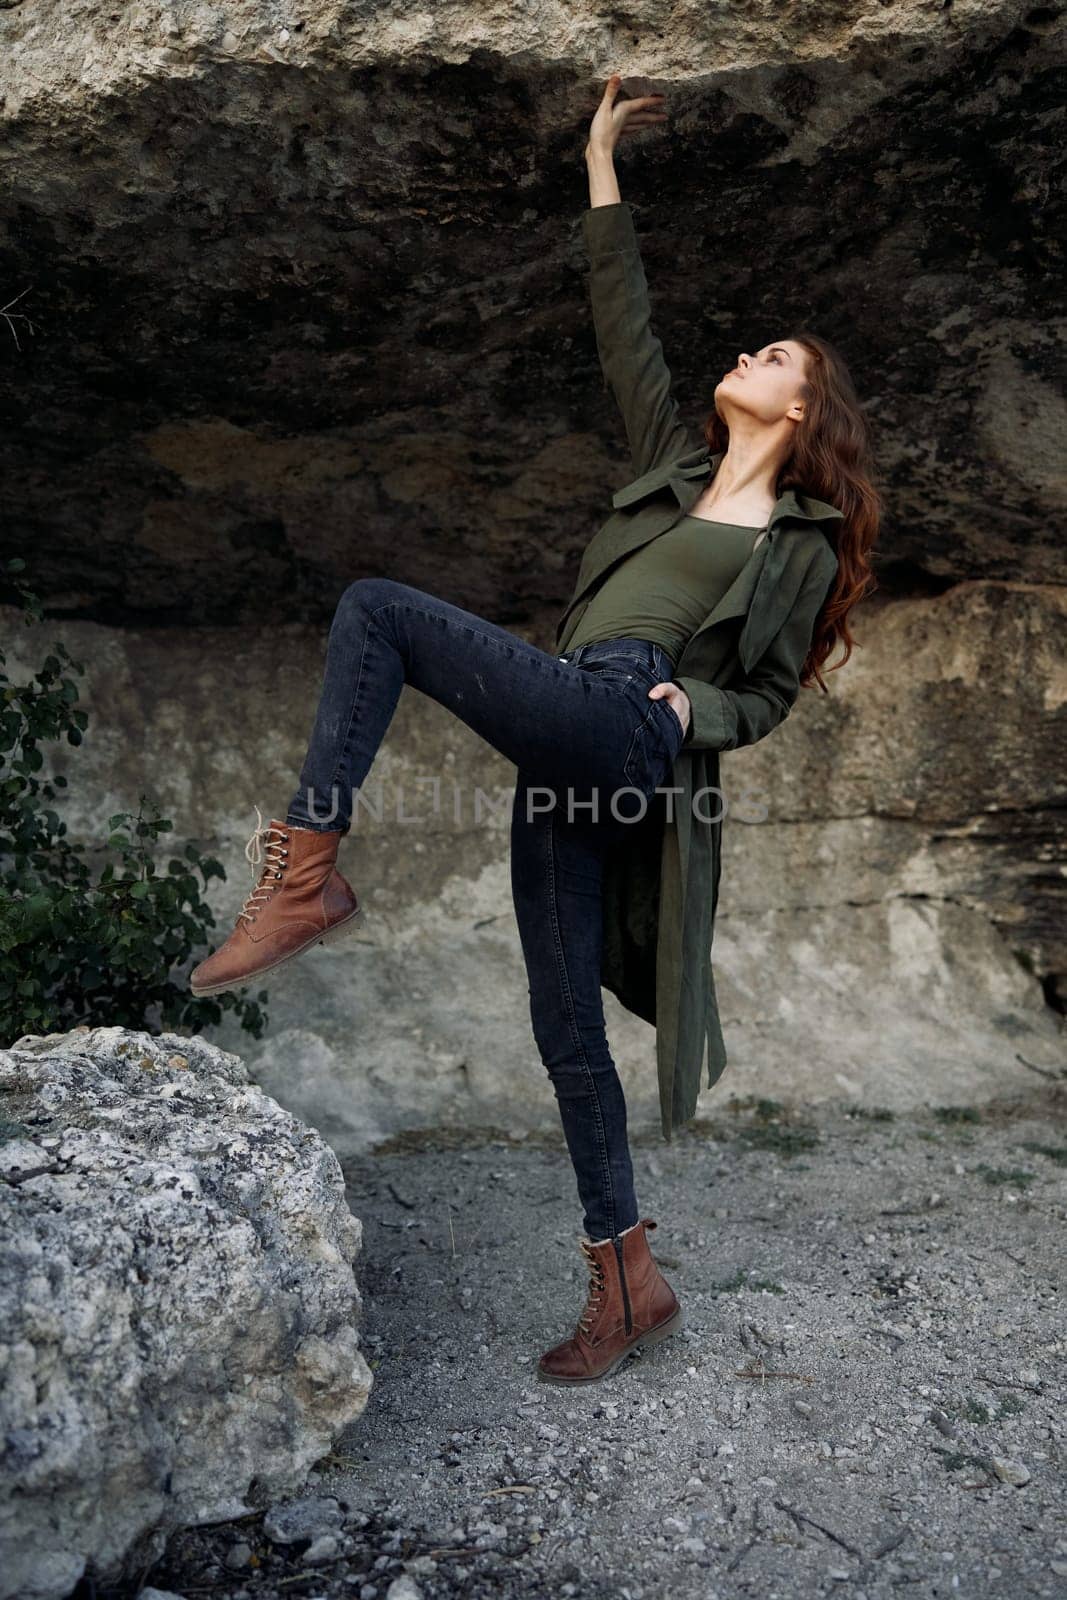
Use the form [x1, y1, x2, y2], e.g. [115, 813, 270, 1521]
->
[338, 576, 407, 613]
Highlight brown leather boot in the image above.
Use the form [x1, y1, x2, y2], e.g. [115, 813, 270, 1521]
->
[189, 809, 362, 997]
[537, 1217, 684, 1385]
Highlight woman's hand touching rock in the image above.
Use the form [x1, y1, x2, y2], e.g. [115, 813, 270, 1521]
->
[585, 73, 668, 160]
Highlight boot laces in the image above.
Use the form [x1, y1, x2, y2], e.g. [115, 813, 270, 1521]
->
[238, 804, 289, 927]
[577, 1239, 608, 1335]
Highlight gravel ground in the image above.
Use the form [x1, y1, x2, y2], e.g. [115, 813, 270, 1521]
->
[97, 1087, 1065, 1600]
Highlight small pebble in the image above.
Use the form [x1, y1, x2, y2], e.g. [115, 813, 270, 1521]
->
[305, 1534, 339, 1563]
[384, 1576, 422, 1600]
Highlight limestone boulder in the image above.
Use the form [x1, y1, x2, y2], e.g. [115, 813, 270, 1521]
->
[0, 1024, 373, 1600]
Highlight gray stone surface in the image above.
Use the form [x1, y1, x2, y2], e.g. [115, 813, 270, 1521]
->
[0, 2, 1063, 1169]
[115, 1094, 1067, 1598]
[2, 592, 1062, 1159]
[0, 1025, 373, 1600]
[2, 3, 1064, 1594]
[0, 6, 1063, 621]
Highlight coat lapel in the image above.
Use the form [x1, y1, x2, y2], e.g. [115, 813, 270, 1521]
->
[610, 443, 714, 509]
[676, 536, 772, 669]
[731, 486, 844, 673]
[559, 446, 844, 661]
[555, 497, 679, 646]
[559, 450, 714, 644]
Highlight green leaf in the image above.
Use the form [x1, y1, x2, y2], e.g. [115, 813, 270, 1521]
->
[0, 610, 267, 1047]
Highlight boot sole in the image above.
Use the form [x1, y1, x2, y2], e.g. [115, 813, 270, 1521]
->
[536, 1303, 685, 1386]
[189, 907, 363, 997]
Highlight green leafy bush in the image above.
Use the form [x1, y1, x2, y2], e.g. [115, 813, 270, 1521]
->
[0, 557, 268, 1045]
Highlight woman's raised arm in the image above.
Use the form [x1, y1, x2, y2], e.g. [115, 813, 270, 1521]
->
[582, 75, 699, 480]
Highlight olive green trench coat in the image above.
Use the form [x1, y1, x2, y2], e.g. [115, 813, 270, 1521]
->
[556, 201, 843, 1141]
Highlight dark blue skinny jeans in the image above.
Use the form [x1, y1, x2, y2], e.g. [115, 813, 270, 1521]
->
[285, 577, 686, 1243]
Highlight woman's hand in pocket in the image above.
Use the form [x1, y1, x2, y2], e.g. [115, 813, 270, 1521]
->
[648, 682, 690, 740]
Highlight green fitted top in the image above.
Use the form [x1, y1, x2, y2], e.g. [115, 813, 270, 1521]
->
[567, 515, 766, 667]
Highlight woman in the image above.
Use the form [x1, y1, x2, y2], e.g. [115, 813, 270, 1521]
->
[189, 74, 880, 1385]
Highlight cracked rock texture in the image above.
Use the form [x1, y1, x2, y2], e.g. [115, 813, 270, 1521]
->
[0, 1024, 373, 1600]
[0, 4, 1064, 1141]
[1, 3, 1064, 618]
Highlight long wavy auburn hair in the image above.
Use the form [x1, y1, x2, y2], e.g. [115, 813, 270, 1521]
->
[701, 330, 882, 691]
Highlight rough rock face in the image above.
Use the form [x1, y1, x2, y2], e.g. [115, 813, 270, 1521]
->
[3, 590, 1062, 1165]
[0, 4, 1064, 622]
[0, 1024, 373, 1600]
[0, 6, 1063, 1143]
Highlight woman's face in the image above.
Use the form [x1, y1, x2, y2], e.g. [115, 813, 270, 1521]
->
[714, 340, 809, 423]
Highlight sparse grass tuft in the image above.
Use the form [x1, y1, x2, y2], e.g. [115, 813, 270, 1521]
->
[935, 1447, 994, 1478]
[971, 1163, 1037, 1188]
[1017, 1140, 1067, 1167]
